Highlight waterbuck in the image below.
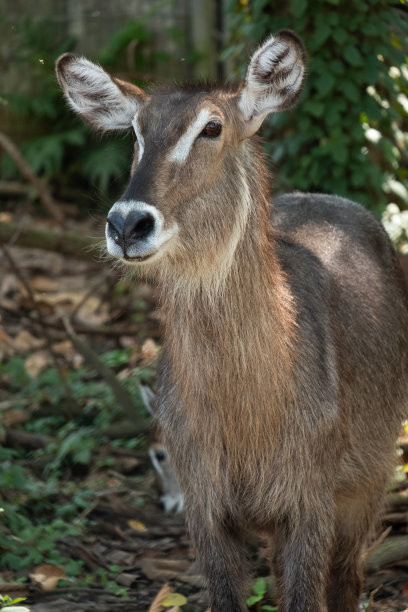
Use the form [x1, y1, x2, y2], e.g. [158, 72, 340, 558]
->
[56, 30, 408, 611]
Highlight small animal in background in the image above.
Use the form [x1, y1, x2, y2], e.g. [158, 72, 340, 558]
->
[148, 441, 184, 514]
[57, 29, 408, 612]
[140, 384, 184, 514]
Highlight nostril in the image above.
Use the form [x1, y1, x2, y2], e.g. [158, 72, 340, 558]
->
[107, 213, 125, 239]
[124, 211, 155, 241]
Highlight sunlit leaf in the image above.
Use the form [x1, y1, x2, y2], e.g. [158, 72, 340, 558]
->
[128, 520, 147, 532]
[162, 592, 188, 607]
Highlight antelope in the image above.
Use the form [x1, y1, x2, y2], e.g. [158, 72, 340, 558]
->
[56, 30, 408, 611]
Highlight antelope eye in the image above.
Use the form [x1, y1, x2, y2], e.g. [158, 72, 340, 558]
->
[201, 120, 222, 138]
[155, 450, 166, 462]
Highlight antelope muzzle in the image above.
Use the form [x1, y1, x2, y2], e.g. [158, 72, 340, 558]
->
[105, 200, 178, 263]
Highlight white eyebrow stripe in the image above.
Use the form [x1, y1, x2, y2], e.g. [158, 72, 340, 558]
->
[168, 108, 212, 164]
[132, 112, 145, 162]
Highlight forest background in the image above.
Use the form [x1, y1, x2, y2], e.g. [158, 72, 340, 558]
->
[1, 1, 408, 611]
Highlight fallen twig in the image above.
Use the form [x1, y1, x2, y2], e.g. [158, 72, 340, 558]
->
[0, 305, 142, 337]
[0, 219, 102, 261]
[62, 316, 141, 422]
[2, 428, 51, 450]
[148, 583, 173, 612]
[0, 179, 35, 196]
[366, 584, 383, 612]
[362, 526, 392, 563]
[0, 398, 30, 411]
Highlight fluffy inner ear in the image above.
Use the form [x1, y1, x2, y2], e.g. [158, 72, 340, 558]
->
[56, 54, 148, 130]
[238, 30, 306, 137]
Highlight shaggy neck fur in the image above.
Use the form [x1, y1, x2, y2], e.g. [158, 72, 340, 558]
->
[153, 142, 298, 497]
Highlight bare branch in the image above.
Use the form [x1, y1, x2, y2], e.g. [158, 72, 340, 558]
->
[0, 219, 102, 261]
[0, 131, 64, 225]
[62, 315, 142, 422]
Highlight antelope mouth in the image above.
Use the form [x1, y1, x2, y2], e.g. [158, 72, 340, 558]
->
[124, 252, 155, 263]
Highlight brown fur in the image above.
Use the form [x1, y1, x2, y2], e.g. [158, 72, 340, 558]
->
[56, 33, 408, 611]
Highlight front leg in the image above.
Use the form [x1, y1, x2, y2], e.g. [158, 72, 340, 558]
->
[188, 513, 249, 612]
[273, 506, 334, 612]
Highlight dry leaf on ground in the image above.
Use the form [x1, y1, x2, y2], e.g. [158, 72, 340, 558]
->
[24, 351, 49, 378]
[2, 409, 29, 427]
[148, 583, 172, 612]
[141, 557, 191, 582]
[127, 519, 147, 532]
[29, 275, 58, 292]
[14, 330, 43, 352]
[141, 338, 159, 366]
[29, 564, 67, 591]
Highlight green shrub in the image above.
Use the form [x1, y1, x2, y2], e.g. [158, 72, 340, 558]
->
[223, 0, 408, 214]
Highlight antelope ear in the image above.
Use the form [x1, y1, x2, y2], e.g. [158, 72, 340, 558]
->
[56, 54, 148, 130]
[238, 30, 306, 138]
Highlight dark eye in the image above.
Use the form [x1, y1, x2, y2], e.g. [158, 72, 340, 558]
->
[201, 120, 222, 138]
[155, 450, 166, 462]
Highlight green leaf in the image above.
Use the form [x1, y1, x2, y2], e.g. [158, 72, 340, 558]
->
[332, 27, 348, 45]
[359, 59, 380, 84]
[361, 21, 383, 36]
[303, 100, 325, 118]
[327, 13, 340, 26]
[253, 577, 267, 596]
[80, 140, 130, 193]
[247, 594, 263, 606]
[291, 0, 307, 18]
[316, 73, 335, 97]
[162, 592, 188, 606]
[342, 81, 360, 103]
[326, 135, 349, 165]
[328, 59, 344, 76]
[344, 45, 364, 67]
[2, 597, 27, 606]
[312, 23, 331, 48]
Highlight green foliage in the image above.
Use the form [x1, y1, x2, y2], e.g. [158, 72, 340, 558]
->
[224, 0, 408, 213]
[161, 592, 188, 607]
[0, 349, 148, 428]
[247, 577, 277, 610]
[0, 345, 154, 574]
[0, 595, 27, 609]
[98, 19, 152, 68]
[0, 453, 84, 571]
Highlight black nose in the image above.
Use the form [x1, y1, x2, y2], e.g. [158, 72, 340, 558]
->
[107, 210, 156, 247]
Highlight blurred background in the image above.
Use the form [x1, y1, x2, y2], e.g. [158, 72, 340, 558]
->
[1, 1, 408, 611]
[1, 0, 408, 212]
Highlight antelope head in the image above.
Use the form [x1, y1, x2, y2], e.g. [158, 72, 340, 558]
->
[56, 31, 306, 276]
